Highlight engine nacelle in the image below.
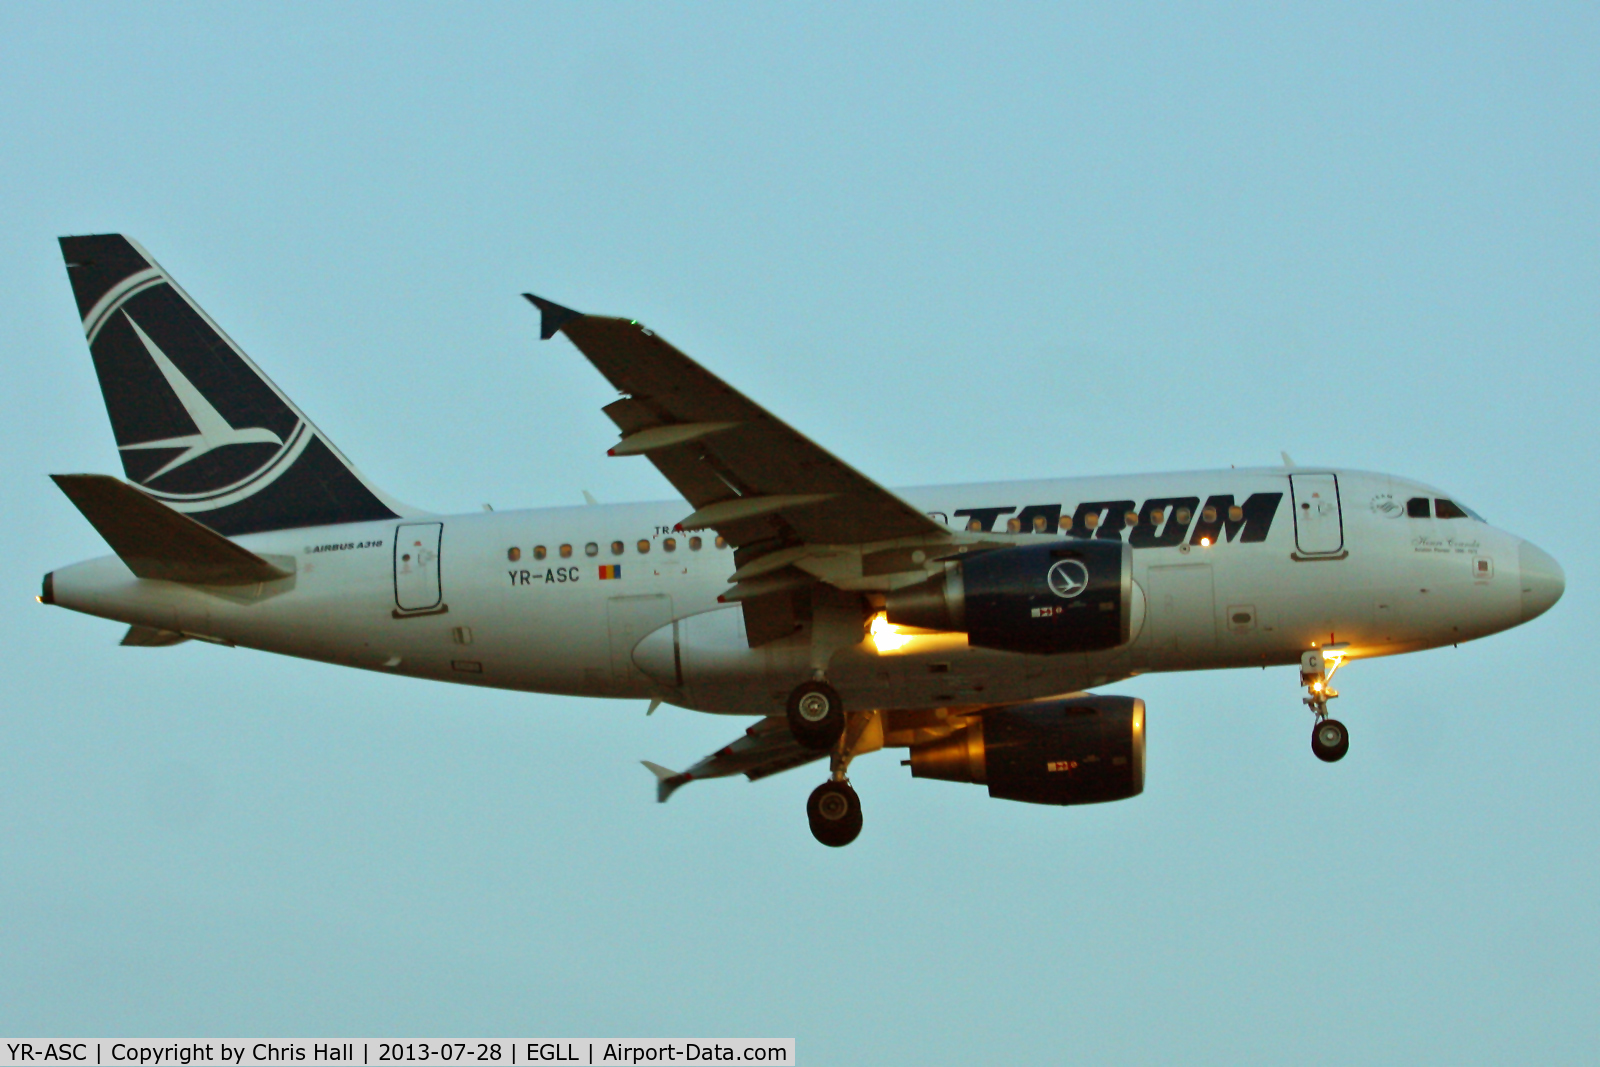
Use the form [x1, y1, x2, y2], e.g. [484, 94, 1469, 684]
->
[884, 540, 1138, 655]
[908, 695, 1145, 805]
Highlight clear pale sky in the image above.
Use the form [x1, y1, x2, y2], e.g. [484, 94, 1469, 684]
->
[2, 4, 1595, 1063]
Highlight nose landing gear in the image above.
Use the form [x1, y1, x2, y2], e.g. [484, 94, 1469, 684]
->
[1312, 718, 1350, 762]
[1302, 646, 1350, 763]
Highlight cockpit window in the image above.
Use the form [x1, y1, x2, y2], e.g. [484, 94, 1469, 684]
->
[1406, 497, 1431, 518]
[1434, 499, 1469, 520]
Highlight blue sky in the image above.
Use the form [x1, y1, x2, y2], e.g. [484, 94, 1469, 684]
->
[2, 4, 1595, 1062]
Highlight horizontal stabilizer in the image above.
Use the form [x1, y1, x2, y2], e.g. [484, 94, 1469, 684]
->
[121, 624, 190, 647]
[642, 760, 692, 803]
[52, 473, 292, 585]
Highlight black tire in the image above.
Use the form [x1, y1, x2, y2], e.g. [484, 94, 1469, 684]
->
[1312, 718, 1350, 763]
[806, 780, 863, 847]
[787, 680, 845, 751]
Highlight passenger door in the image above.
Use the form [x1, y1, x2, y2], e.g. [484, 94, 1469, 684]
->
[393, 522, 444, 614]
[1290, 474, 1344, 556]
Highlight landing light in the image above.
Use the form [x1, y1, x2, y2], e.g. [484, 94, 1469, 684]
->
[1199, 537, 1212, 547]
[870, 613, 911, 653]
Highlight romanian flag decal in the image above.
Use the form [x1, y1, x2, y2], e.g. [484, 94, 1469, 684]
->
[599, 564, 622, 580]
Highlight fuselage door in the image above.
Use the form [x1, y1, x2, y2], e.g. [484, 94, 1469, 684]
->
[1290, 474, 1344, 555]
[394, 522, 444, 613]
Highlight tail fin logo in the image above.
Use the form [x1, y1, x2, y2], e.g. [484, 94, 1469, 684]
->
[118, 311, 288, 483]
[61, 233, 402, 535]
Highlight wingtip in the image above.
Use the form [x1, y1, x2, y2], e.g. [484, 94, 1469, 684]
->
[640, 760, 692, 803]
[522, 293, 584, 340]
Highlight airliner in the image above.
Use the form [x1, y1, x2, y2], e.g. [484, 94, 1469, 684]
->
[40, 235, 1565, 846]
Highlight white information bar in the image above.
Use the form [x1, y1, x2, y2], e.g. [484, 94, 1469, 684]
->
[0, 1043, 794, 1067]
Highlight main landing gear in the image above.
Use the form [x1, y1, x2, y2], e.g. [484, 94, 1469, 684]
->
[807, 779, 862, 848]
[1301, 646, 1350, 763]
[787, 679, 845, 750]
[791, 598, 878, 845]
[804, 708, 882, 847]
[786, 678, 859, 843]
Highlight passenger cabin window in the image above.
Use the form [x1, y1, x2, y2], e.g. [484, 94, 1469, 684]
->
[560, 544, 573, 559]
[610, 541, 625, 556]
[585, 542, 599, 557]
[1084, 513, 1100, 530]
[1148, 508, 1166, 525]
[1227, 505, 1244, 523]
[715, 536, 728, 550]
[1175, 507, 1192, 525]
[507, 547, 521, 562]
[966, 518, 983, 532]
[1124, 510, 1140, 528]
[1434, 499, 1469, 520]
[637, 539, 651, 554]
[663, 537, 677, 552]
[1406, 497, 1431, 518]
[689, 536, 703, 551]
[1006, 518, 1022, 533]
[534, 546, 547, 560]
[1032, 515, 1050, 533]
[1202, 506, 1217, 524]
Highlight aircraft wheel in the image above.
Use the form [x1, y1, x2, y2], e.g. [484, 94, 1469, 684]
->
[807, 780, 862, 847]
[787, 681, 845, 750]
[1312, 719, 1350, 763]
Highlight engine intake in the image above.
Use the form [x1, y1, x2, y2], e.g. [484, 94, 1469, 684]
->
[885, 540, 1137, 655]
[908, 694, 1145, 805]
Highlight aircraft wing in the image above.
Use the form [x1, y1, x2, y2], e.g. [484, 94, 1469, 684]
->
[525, 295, 948, 551]
[642, 715, 826, 802]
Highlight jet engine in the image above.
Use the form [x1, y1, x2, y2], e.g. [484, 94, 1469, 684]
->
[884, 541, 1139, 655]
[907, 694, 1145, 805]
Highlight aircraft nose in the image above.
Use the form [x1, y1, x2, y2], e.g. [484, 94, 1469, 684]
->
[1518, 541, 1565, 622]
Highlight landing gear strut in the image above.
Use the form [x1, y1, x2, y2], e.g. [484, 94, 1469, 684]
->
[1302, 646, 1350, 763]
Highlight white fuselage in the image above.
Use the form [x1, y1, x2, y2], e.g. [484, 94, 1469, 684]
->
[47, 467, 1537, 717]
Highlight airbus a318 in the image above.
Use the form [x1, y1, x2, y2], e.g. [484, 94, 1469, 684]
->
[40, 235, 1565, 846]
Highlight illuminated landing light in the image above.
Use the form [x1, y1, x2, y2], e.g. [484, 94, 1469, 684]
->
[1199, 537, 1212, 547]
[870, 612, 911, 653]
